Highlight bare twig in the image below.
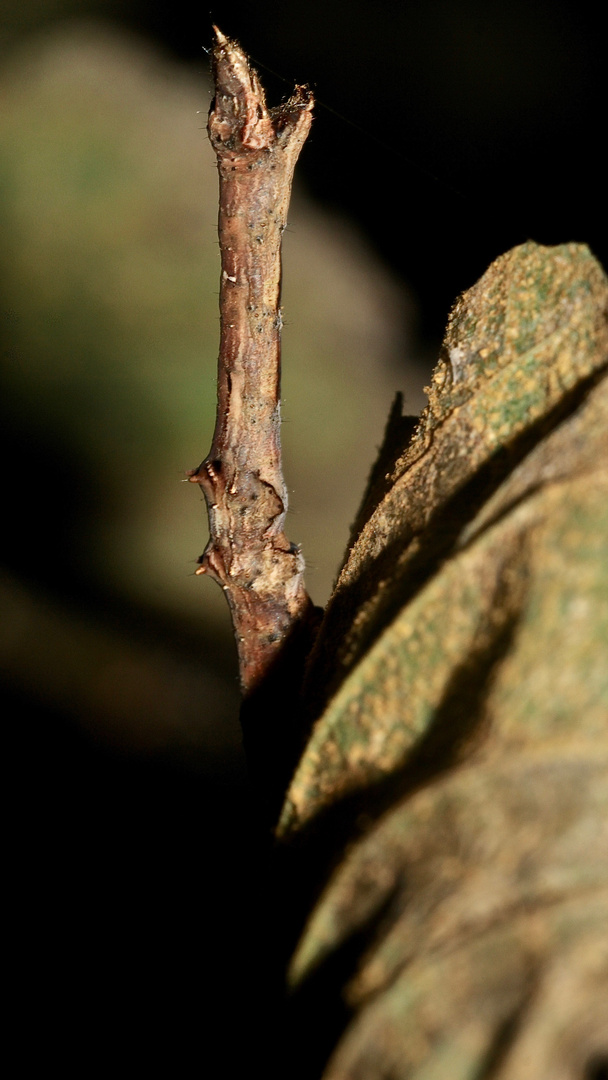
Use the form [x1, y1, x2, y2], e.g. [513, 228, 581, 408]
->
[188, 29, 315, 696]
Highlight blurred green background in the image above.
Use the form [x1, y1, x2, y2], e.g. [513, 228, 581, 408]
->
[7, 3, 601, 1070]
[0, 10, 424, 1070]
[0, 18, 423, 758]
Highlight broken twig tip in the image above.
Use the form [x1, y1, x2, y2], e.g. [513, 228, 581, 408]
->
[193, 32, 315, 694]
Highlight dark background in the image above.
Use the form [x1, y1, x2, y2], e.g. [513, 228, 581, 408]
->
[4, 0, 605, 342]
[3, 1, 605, 1073]
[123, 0, 606, 341]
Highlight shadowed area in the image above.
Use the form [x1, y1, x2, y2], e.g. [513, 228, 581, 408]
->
[0, 21, 423, 1072]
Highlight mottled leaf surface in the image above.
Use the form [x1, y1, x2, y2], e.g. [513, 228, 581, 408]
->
[281, 242, 608, 835]
[278, 243, 608, 1079]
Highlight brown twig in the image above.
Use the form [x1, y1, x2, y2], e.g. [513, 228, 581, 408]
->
[188, 29, 315, 697]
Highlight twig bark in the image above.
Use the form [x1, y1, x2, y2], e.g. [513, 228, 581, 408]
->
[188, 29, 315, 696]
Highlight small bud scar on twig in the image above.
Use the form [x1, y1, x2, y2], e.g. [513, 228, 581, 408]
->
[187, 28, 315, 696]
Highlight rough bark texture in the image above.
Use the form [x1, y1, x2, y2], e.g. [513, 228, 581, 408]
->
[276, 243, 608, 1080]
[189, 30, 315, 695]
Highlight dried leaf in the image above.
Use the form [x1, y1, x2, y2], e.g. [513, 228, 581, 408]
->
[280, 242, 608, 836]
[278, 242, 608, 1079]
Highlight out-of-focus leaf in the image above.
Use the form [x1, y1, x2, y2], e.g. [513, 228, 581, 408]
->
[278, 243, 608, 1079]
[0, 24, 419, 751]
[0, 23, 415, 622]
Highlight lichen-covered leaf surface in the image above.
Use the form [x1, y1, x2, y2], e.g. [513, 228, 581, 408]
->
[278, 243, 608, 1079]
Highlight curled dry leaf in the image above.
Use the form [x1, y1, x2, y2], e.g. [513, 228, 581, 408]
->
[277, 242, 608, 1079]
[280, 241, 608, 836]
